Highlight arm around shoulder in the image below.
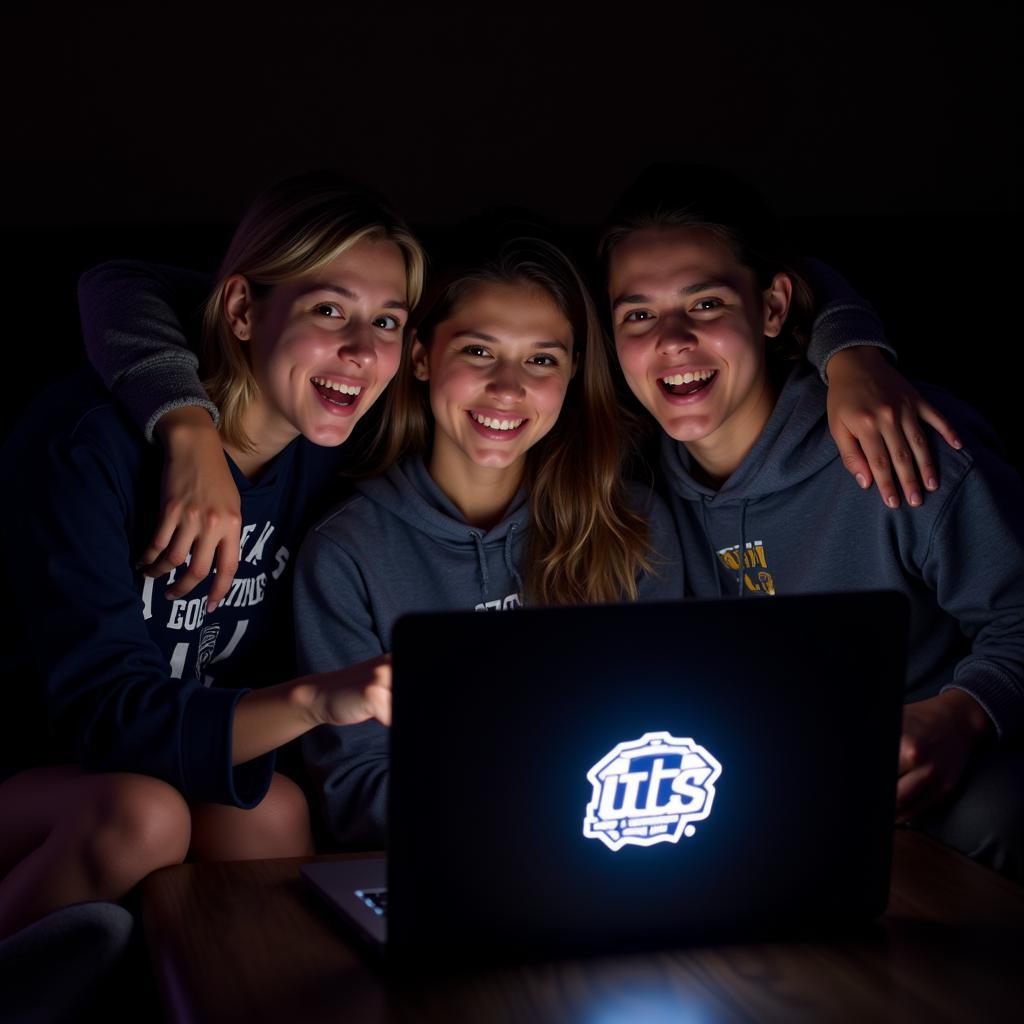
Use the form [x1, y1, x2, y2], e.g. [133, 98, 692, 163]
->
[78, 260, 217, 440]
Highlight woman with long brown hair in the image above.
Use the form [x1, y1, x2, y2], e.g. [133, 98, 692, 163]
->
[294, 231, 683, 846]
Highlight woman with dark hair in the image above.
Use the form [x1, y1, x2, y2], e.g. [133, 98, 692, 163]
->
[600, 163, 1024, 878]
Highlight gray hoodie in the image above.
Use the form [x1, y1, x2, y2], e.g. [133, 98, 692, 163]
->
[661, 362, 1024, 740]
[295, 455, 683, 846]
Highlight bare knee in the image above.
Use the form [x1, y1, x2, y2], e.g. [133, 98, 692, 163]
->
[190, 773, 313, 861]
[78, 774, 191, 892]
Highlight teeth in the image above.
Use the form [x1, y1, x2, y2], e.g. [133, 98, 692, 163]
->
[662, 369, 715, 386]
[471, 412, 524, 431]
[312, 376, 361, 395]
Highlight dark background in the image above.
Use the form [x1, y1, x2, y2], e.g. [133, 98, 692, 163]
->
[3, 4, 1021, 463]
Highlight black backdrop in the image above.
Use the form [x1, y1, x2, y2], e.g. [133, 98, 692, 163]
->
[3, 4, 1021, 462]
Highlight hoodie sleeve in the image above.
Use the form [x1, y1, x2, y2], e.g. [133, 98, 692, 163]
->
[798, 257, 897, 382]
[921, 442, 1024, 741]
[78, 260, 217, 441]
[15, 421, 273, 807]
[293, 522, 389, 849]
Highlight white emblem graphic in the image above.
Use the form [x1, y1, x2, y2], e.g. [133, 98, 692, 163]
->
[583, 731, 722, 851]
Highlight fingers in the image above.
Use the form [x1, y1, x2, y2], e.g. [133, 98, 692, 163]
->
[366, 681, 392, 727]
[207, 544, 241, 608]
[137, 503, 242, 603]
[833, 422, 874, 493]
[895, 764, 939, 822]
[838, 407, 934, 509]
[873, 414, 924, 508]
[137, 505, 203, 580]
[361, 660, 392, 726]
[899, 409, 939, 494]
[852, 417, 904, 509]
[916, 398, 963, 453]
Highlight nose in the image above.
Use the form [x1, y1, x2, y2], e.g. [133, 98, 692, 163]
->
[337, 321, 378, 369]
[486, 361, 526, 404]
[655, 312, 698, 354]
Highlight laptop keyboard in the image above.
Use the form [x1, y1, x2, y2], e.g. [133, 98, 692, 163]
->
[354, 887, 388, 917]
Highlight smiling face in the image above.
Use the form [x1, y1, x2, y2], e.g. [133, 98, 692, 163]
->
[412, 280, 575, 486]
[231, 235, 410, 457]
[608, 225, 791, 481]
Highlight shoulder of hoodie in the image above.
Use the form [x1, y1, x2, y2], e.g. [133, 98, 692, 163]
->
[300, 476, 404, 567]
[3, 365, 151, 490]
[622, 477, 674, 524]
[804, 377, 1020, 527]
[910, 380, 1023, 511]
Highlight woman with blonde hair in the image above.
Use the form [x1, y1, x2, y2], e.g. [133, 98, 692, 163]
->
[0, 172, 425, 945]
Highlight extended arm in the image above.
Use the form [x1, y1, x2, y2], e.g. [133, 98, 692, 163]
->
[294, 524, 391, 848]
[12, 407, 387, 808]
[78, 260, 216, 437]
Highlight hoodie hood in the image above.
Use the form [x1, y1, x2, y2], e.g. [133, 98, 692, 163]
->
[354, 455, 531, 605]
[660, 362, 841, 598]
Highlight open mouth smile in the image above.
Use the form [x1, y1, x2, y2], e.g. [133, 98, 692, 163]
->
[311, 376, 364, 412]
[659, 369, 717, 398]
[467, 410, 528, 438]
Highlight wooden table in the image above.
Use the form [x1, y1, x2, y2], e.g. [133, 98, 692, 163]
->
[140, 830, 1024, 1023]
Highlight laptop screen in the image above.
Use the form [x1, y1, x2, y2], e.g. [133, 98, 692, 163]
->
[389, 592, 905, 958]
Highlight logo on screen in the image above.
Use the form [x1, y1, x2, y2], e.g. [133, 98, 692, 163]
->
[583, 732, 722, 852]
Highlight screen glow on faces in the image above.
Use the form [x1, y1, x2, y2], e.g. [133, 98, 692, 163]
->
[583, 732, 722, 852]
[242, 236, 410, 451]
[412, 280, 575, 480]
[608, 226, 788, 473]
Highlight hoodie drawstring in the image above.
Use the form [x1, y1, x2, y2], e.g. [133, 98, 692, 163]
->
[504, 524, 524, 606]
[469, 530, 490, 604]
[736, 501, 749, 597]
[700, 500, 724, 599]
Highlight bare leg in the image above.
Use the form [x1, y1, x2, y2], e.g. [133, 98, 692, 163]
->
[189, 772, 315, 861]
[0, 766, 191, 940]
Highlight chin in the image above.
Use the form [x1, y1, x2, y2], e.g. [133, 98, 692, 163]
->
[305, 421, 356, 447]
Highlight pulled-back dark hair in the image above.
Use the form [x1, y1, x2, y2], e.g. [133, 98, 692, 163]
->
[599, 162, 813, 359]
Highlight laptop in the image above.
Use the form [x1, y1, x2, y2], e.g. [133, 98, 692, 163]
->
[301, 591, 907, 965]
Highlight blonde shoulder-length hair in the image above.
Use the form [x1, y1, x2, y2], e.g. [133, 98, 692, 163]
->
[373, 235, 654, 606]
[202, 172, 426, 452]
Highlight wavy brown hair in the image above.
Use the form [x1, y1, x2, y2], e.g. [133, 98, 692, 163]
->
[202, 172, 425, 453]
[373, 235, 656, 605]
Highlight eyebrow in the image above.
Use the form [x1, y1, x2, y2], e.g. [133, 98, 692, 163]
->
[611, 279, 734, 311]
[300, 283, 408, 311]
[452, 330, 570, 353]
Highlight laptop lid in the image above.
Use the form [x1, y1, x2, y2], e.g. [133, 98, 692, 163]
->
[387, 591, 907, 962]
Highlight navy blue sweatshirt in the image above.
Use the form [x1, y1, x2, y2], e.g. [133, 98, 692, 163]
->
[0, 369, 344, 803]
